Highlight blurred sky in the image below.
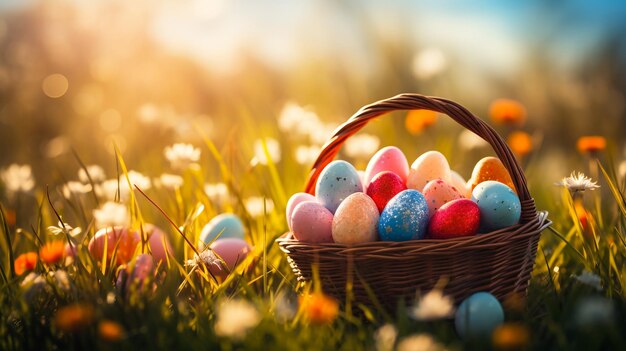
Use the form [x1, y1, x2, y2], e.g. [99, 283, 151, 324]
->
[2, 0, 624, 74]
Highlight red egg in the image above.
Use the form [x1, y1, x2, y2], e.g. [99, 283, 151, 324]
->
[366, 171, 407, 213]
[428, 199, 480, 239]
[88, 227, 140, 265]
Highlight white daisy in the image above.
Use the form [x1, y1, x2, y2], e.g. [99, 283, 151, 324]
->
[96, 179, 129, 202]
[185, 249, 221, 269]
[295, 145, 320, 165]
[122, 170, 152, 191]
[214, 299, 261, 340]
[62, 181, 93, 199]
[78, 165, 106, 183]
[410, 289, 455, 321]
[245, 197, 274, 217]
[397, 334, 445, 351]
[375, 324, 398, 351]
[251, 138, 281, 165]
[1, 164, 35, 194]
[164, 143, 201, 170]
[555, 172, 600, 194]
[93, 201, 129, 229]
[344, 134, 380, 159]
[157, 173, 184, 190]
[47, 221, 82, 237]
[204, 183, 229, 204]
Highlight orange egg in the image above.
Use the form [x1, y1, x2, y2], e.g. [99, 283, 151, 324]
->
[467, 157, 517, 195]
[88, 227, 140, 265]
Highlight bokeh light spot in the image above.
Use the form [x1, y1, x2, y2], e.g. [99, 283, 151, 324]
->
[42, 73, 69, 98]
[99, 109, 122, 132]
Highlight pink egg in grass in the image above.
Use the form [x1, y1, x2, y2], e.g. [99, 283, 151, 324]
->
[286, 192, 317, 230]
[88, 227, 140, 265]
[363, 146, 410, 187]
[142, 224, 174, 263]
[290, 201, 334, 243]
[209, 238, 253, 279]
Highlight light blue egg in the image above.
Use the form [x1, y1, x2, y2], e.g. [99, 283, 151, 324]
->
[199, 213, 245, 246]
[315, 160, 363, 213]
[455, 292, 504, 340]
[378, 189, 429, 241]
[471, 181, 521, 232]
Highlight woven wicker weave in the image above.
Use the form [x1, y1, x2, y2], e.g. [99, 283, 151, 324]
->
[277, 93, 551, 310]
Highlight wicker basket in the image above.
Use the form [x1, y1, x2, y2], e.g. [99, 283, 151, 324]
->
[276, 93, 551, 311]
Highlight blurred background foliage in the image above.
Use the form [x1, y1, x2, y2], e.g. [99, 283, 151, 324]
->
[0, 0, 625, 193]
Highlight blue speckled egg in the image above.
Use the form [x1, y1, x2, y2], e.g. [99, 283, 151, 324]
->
[455, 292, 504, 340]
[378, 189, 429, 241]
[198, 213, 245, 247]
[315, 160, 363, 214]
[471, 180, 521, 232]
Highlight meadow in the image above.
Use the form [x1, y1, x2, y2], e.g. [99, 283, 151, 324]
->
[1, 2, 626, 350]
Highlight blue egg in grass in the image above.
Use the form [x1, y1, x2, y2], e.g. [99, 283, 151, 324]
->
[315, 160, 363, 214]
[378, 189, 429, 241]
[199, 213, 245, 246]
[471, 181, 521, 232]
[455, 292, 504, 340]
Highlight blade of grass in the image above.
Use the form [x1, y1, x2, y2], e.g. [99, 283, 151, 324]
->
[0, 203, 14, 279]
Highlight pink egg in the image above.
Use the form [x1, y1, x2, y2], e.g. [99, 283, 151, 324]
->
[143, 224, 174, 263]
[407, 151, 452, 192]
[366, 171, 407, 213]
[286, 192, 317, 230]
[332, 192, 379, 244]
[428, 199, 480, 239]
[423, 179, 464, 217]
[363, 146, 409, 187]
[88, 227, 140, 265]
[209, 238, 252, 279]
[450, 171, 469, 198]
[290, 201, 334, 243]
[128, 254, 155, 288]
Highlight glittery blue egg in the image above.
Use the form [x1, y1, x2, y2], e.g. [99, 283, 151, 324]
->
[378, 189, 429, 241]
[455, 292, 504, 340]
[199, 213, 245, 246]
[315, 160, 363, 214]
[471, 180, 521, 232]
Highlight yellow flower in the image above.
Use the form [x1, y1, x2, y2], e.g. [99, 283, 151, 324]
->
[489, 99, 526, 126]
[492, 323, 530, 351]
[99, 320, 125, 342]
[507, 131, 533, 157]
[55, 304, 95, 332]
[405, 109, 438, 135]
[577, 136, 606, 154]
[299, 292, 339, 324]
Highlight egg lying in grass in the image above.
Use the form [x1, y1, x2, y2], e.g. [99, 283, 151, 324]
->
[199, 213, 245, 247]
[363, 146, 410, 187]
[209, 238, 252, 279]
[290, 201, 334, 243]
[407, 151, 451, 192]
[315, 160, 363, 214]
[455, 292, 504, 340]
[332, 192, 379, 244]
[471, 181, 521, 232]
[378, 190, 429, 241]
[422, 179, 464, 217]
[143, 224, 174, 263]
[88, 227, 140, 265]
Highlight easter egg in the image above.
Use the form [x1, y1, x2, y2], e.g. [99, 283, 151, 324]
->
[143, 224, 174, 263]
[407, 151, 451, 192]
[468, 157, 516, 195]
[199, 213, 245, 247]
[378, 190, 429, 241]
[471, 181, 521, 232]
[366, 171, 407, 213]
[291, 201, 334, 243]
[450, 170, 469, 198]
[286, 192, 317, 230]
[455, 292, 504, 340]
[428, 199, 480, 239]
[88, 227, 140, 265]
[332, 192, 379, 244]
[422, 179, 463, 217]
[315, 160, 363, 213]
[209, 238, 252, 278]
[125, 254, 155, 292]
[363, 146, 410, 187]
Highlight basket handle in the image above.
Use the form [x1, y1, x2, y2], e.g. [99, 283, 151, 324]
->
[304, 93, 537, 224]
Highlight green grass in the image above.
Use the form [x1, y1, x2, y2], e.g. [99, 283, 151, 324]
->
[1, 125, 626, 351]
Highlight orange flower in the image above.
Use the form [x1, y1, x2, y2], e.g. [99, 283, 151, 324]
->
[507, 131, 533, 157]
[492, 323, 530, 351]
[405, 109, 438, 135]
[299, 292, 339, 324]
[99, 320, 125, 342]
[14, 252, 38, 275]
[577, 136, 606, 154]
[40, 241, 65, 265]
[2, 208, 16, 227]
[55, 304, 95, 332]
[489, 99, 526, 126]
